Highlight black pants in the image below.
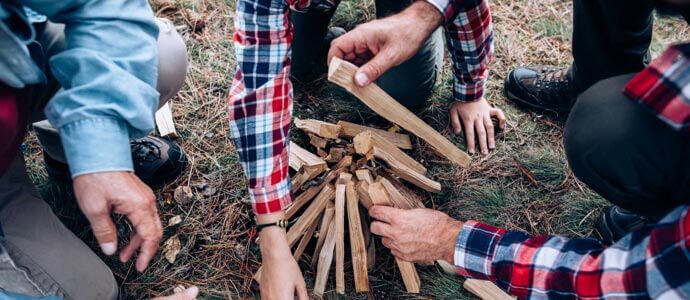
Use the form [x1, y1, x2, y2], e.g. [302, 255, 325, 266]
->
[289, 0, 443, 108]
[565, 0, 690, 218]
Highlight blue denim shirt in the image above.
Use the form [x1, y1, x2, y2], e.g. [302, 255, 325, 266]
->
[0, 0, 159, 177]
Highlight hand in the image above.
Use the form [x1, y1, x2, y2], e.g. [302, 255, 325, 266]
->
[259, 226, 308, 300]
[369, 206, 463, 263]
[449, 98, 507, 155]
[73, 171, 163, 272]
[328, 1, 442, 86]
[151, 286, 199, 300]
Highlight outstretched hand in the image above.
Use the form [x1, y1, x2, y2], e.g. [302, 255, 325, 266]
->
[73, 171, 163, 272]
[450, 98, 507, 155]
[328, 1, 443, 87]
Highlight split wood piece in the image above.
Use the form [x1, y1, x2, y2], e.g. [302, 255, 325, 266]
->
[463, 279, 515, 300]
[378, 177, 423, 209]
[355, 169, 374, 184]
[293, 211, 321, 260]
[155, 102, 177, 137]
[317, 148, 328, 158]
[289, 141, 327, 180]
[312, 204, 335, 269]
[378, 172, 424, 208]
[286, 184, 335, 247]
[346, 180, 370, 292]
[286, 183, 322, 219]
[314, 219, 337, 298]
[334, 173, 352, 294]
[354, 131, 426, 175]
[309, 134, 328, 149]
[326, 147, 346, 163]
[295, 118, 341, 139]
[387, 163, 441, 193]
[337, 120, 412, 150]
[367, 181, 421, 293]
[352, 149, 374, 171]
[355, 181, 374, 209]
[333, 155, 354, 170]
[328, 57, 471, 167]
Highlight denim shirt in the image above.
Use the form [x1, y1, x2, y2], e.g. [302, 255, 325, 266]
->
[0, 0, 159, 177]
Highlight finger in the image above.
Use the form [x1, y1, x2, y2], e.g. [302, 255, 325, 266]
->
[368, 205, 398, 224]
[356, 48, 397, 86]
[463, 120, 476, 154]
[475, 118, 488, 155]
[450, 107, 462, 135]
[381, 237, 395, 250]
[152, 286, 199, 300]
[484, 115, 496, 150]
[127, 209, 162, 272]
[84, 206, 118, 255]
[120, 233, 142, 263]
[370, 221, 393, 238]
[295, 281, 308, 300]
[491, 108, 507, 130]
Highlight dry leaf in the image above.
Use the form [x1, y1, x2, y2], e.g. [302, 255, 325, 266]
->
[163, 235, 181, 263]
[174, 186, 194, 204]
[168, 215, 182, 226]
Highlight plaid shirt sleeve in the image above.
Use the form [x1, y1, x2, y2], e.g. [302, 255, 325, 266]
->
[425, 0, 493, 102]
[227, 0, 293, 215]
[453, 205, 690, 299]
[624, 43, 690, 132]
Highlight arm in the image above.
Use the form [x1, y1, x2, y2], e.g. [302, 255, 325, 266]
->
[454, 205, 690, 298]
[228, 0, 307, 298]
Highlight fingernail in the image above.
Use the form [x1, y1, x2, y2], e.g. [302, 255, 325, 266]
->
[100, 242, 116, 255]
[355, 72, 370, 86]
[186, 286, 199, 298]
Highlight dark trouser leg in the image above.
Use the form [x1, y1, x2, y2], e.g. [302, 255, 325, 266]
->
[564, 74, 690, 219]
[290, 1, 443, 109]
[570, 0, 654, 94]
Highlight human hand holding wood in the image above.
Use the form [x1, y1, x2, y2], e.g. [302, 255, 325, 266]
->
[369, 206, 462, 263]
[73, 171, 163, 272]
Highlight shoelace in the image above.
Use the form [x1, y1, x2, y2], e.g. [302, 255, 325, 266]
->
[132, 139, 161, 164]
[536, 68, 571, 91]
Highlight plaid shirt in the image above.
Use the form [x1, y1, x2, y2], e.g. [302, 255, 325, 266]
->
[454, 205, 690, 299]
[228, 0, 493, 214]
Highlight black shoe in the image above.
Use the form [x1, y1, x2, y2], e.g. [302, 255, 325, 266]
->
[504, 65, 576, 113]
[595, 206, 650, 244]
[44, 136, 188, 187]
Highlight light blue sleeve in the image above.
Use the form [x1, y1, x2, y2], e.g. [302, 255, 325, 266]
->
[20, 0, 160, 177]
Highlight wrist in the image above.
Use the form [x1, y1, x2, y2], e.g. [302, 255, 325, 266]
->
[405, 1, 443, 34]
[259, 227, 291, 258]
[442, 218, 464, 263]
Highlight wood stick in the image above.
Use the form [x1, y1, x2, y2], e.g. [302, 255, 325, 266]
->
[378, 172, 424, 208]
[337, 120, 412, 150]
[334, 174, 351, 294]
[293, 211, 321, 260]
[378, 177, 423, 209]
[285, 183, 322, 219]
[312, 204, 335, 269]
[387, 163, 441, 193]
[295, 118, 341, 139]
[289, 141, 327, 179]
[155, 102, 177, 137]
[328, 57, 470, 167]
[286, 184, 335, 247]
[346, 180, 370, 292]
[354, 131, 426, 175]
[355, 181, 374, 209]
[355, 169, 374, 184]
[463, 279, 514, 300]
[309, 134, 328, 149]
[314, 219, 337, 298]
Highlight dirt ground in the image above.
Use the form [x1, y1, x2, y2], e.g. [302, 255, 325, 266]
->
[21, 0, 688, 299]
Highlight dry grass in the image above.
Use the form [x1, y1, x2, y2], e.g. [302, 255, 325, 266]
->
[21, 0, 689, 299]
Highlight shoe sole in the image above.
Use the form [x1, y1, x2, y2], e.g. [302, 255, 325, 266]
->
[503, 72, 572, 114]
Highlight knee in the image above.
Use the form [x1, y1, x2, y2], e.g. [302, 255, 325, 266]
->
[156, 18, 189, 105]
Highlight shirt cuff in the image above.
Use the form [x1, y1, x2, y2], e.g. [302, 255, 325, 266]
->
[453, 80, 485, 102]
[59, 118, 133, 178]
[453, 220, 505, 280]
[249, 179, 293, 215]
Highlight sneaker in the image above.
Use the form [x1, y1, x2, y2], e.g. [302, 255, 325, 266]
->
[44, 136, 188, 187]
[595, 206, 650, 245]
[504, 65, 576, 112]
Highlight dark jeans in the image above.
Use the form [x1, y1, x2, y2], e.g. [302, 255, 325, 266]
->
[290, 0, 443, 108]
[564, 0, 690, 218]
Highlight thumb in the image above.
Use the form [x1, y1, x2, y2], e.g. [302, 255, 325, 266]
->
[86, 209, 118, 255]
[355, 48, 397, 87]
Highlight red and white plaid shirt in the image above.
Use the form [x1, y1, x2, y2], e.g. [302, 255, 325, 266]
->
[228, 0, 493, 215]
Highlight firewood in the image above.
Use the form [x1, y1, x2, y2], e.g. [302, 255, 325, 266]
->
[355, 181, 374, 209]
[295, 118, 341, 139]
[387, 164, 441, 193]
[464, 279, 515, 300]
[354, 131, 426, 175]
[378, 172, 424, 207]
[286, 183, 322, 219]
[286, 184, 335, 247]
[309, 134, 329, 149]
[378, 177, 423, 209]
[314, 219, 337, 297]
[353, 149, 374, 171]
[155, 102, 177, 137]
[317, 147, 328, 158]
[346, 180, 370, 292]
[334, 173, 351, 294]
[328, 57, 470, 167]
[293, 211, 321, 260]
[312, 204, 335, 269]
[355, 169, 374, 184]
[326, 147, 346, 163]
[289, 141, 327, 180]
[337, 120, 412, 150]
